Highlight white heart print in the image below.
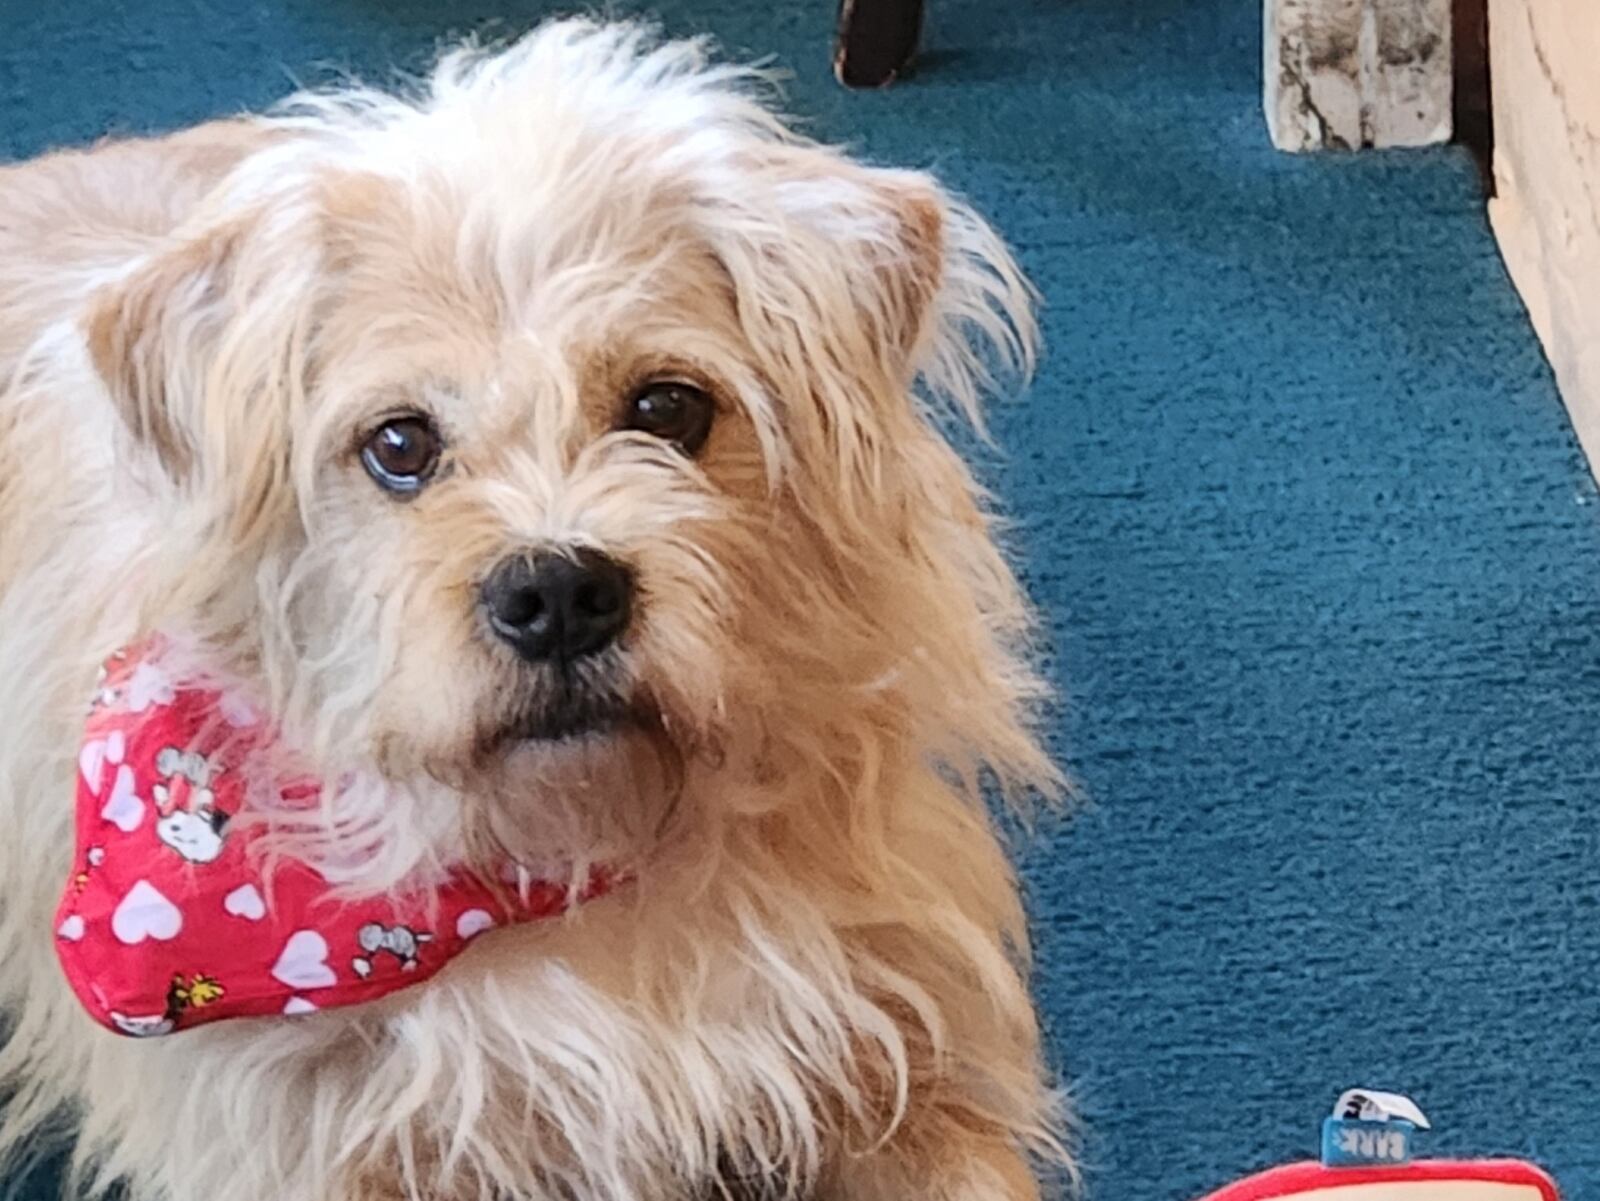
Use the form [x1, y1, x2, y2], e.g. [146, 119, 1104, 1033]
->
[223, 884, 267, 921]
[124, 662, 175, 713]
[283, 997, 318, 1016]
[111, 880, 182, 945]
[271, 931, 337, 990]
[99, 764, 145, 834]
[79, 730, 126, 796]
[456, 909, 496, 940]
[57, 914, 86, 942]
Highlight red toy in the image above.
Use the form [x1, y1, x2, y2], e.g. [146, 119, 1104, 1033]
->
[1196, 1159, 1560, 1201]
[1192, 1092, 1561, 1201]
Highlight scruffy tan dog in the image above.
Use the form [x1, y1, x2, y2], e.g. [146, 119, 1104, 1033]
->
[0, 20, 1065, 1201]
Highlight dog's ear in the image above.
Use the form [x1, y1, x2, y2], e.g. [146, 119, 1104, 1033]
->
[852, 171, 948, 373]
[83, 201, 322, 548]
[710, 159, 951, 383]
[85, 214, 256, 481]
[708, 149, 1035, 489]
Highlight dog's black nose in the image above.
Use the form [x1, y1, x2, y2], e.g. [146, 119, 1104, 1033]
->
[481, 550, 633, 663]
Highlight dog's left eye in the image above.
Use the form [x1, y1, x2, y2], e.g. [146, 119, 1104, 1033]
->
[361, 416, 443, 495]
[620, 382, 714, 455]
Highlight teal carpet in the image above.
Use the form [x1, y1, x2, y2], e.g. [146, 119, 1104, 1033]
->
[5, 2, 1600, 1199]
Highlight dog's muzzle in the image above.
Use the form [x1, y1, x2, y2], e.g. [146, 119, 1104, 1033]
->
[479, 549, 641, 745]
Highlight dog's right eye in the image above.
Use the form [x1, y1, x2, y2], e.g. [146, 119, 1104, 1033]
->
[361, 416, 443, 496]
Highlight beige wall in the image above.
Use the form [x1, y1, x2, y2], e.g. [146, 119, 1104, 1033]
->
[1489, 0, 1600, 469]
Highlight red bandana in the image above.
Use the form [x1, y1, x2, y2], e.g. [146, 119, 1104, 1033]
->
[56, 643, 611, 1037]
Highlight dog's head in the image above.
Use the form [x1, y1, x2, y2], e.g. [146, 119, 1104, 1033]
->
[85, 22, 1049, 877]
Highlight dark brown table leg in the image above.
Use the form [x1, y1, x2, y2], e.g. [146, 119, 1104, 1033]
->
[834, 0, 925, 88]
[1453, 0, 1494, 193]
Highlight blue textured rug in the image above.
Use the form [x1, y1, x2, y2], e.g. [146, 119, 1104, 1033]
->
[6, 1, 1600, 1199]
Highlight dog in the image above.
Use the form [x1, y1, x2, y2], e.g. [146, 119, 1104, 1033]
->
[0, 20, 1066, 1201]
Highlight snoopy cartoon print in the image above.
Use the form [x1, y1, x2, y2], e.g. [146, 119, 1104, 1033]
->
[108, 972, 226, 1038]
[152, 747, 229, 864]
[352, 922, 433, 978]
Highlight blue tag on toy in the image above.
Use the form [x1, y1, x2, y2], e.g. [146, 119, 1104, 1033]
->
[1322, 1117, 1416, 1166]
[1320, 1089, 1430, 1168]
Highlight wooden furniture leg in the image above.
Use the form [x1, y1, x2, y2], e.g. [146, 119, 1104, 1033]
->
[1263, 0, 1451, 150]
[835, 0, 926, 88]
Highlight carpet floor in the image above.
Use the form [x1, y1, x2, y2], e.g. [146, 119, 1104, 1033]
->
[4, 0, 1599, 1198]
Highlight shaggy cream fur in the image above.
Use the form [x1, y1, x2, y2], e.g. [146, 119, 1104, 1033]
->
[0, 21, 1066, 1201]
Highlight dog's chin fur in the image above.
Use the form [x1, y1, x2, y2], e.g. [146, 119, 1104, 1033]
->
[0, 20, 1069, 1201]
